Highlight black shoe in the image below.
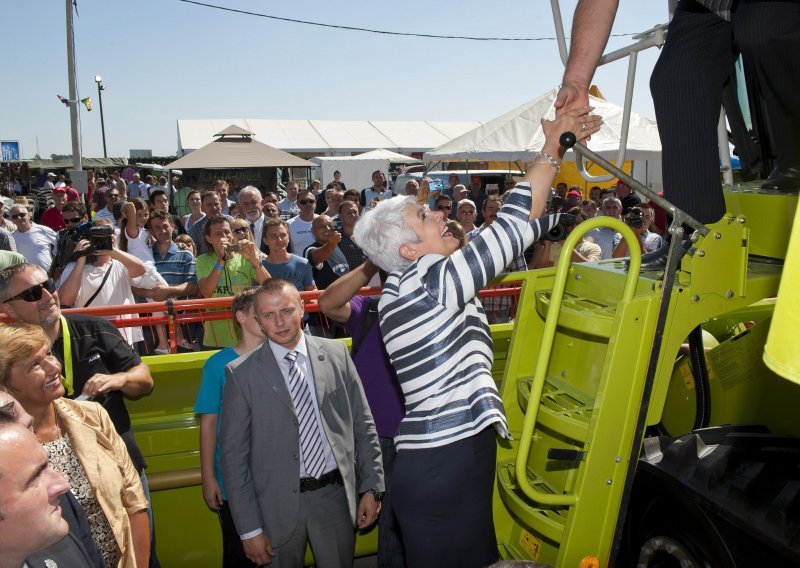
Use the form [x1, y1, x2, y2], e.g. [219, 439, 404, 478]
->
[761, 166, 800, 192]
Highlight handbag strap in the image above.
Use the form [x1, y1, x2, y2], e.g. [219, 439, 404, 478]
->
[351, 297, 379, 358]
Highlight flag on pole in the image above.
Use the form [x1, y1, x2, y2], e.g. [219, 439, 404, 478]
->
[80, 97, 92, 111]
[57, 95, 70, 107]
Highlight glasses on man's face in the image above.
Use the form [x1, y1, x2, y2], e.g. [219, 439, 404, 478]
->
[11, 212, 27, 220]
[436, 204, 452, 211]
[63, 217, 82, 225]
[233, 227, 249, 235]
[106, 193, 120, 200]
[5, 278, 56, 303]
[298, 199, 315, 206]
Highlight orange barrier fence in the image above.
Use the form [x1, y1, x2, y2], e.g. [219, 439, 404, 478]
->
[0, 283, 522, 353]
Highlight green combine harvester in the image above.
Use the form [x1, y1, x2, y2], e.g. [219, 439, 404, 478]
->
[130, 6, 800, 566]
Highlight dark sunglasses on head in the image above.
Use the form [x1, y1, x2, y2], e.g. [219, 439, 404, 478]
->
[298, 199, 315, 205]
[63, 217, 82, 225]
[233, 227, 249, 234]
[11, 212, 27, 220]
[5, 279, 56, 303]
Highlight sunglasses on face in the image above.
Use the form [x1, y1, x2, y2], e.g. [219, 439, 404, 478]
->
[298, 199, 316, 205]
[11, 212, 27, 220]
[436, 204, 452, 210]
[5, 279, 56, 303]
[106, 193, 120, 199]
[233, 227, 249, 235]
[63, 217, 82, 225]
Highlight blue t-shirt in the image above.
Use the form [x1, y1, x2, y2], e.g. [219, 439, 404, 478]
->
[193, 346, 239, 501]
[261, 254, 315, 291]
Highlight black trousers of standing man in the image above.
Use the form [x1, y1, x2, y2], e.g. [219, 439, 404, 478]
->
[650, 0, 800, 225]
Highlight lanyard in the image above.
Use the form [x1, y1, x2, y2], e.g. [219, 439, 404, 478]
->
[59, 315, 74, 396]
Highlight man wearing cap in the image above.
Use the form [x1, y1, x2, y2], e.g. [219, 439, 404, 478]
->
[40, 186, 69, 231]
[450, 184, 468, 220]
[455, 198, 478, 233]
[561, 188, 584, 212]
[616, 180, 641, 214]
[44, 172, 57, 191]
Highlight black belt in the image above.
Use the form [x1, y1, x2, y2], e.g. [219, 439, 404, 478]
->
[299, 469, 342, 492]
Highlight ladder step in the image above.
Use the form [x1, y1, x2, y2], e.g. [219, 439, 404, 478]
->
[496, 461, 569, 544]
[517, 377, 594, 443]
[535, 291, 615, 338]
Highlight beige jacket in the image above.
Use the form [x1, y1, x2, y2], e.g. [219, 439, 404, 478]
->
[54, 397, 148, 568]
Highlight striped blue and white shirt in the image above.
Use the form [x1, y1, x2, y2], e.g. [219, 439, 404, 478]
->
[379, 183, 555, 450]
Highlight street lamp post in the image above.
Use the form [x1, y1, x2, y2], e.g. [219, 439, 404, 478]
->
[94, 75, 107, 158]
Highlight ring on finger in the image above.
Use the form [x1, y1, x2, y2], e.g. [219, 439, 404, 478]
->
[580, 122, 588, 131]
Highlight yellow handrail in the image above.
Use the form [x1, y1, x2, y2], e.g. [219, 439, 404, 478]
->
[514, 217, 641, 506]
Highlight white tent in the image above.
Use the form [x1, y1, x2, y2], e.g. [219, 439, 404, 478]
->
[353, 149, 421, 163]
[423, 88, 661, 163]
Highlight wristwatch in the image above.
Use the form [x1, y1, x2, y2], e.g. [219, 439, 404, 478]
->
[367, 489, 385, 502]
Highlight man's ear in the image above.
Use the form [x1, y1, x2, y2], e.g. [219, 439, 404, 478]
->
[399, 243, 419, 262]
[0, 302, 16, 319]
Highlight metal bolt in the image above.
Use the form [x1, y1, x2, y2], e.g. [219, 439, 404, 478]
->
[606, 479, 612, 485]
[715, 232, 722, 239]
[726, 290, 734, 298]
[561, 370, 567, 378]
[615, 456, 621, 463]
[575, 274, 581, 280]
[696, 250, 705, 257]
[692, 295, 700, 303]
[738, 217, 746, 224]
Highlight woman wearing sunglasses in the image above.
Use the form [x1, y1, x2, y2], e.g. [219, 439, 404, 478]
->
[230, 218, 266, 261]
[0, 323, 150, 568]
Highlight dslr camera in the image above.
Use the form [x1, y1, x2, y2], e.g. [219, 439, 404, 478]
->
[623, 208, 644, 229]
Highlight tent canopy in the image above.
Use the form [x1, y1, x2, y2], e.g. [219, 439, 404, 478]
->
[29, 157, 129, 169]
[352, 149, 421, 163]
[165, 125, 313, 170]
[177, 119, 483, 155]
[424, 88, 661, 163]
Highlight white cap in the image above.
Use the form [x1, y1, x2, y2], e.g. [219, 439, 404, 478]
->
[457, 199, 476, 211]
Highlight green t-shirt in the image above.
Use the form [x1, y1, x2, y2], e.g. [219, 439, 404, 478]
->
[173, 185, 194, 217]
[196, 253, 258, 347]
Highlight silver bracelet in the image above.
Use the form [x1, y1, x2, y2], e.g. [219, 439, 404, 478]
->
[534, 151, 560, 174]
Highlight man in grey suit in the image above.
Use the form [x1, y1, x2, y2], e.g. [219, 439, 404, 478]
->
[221, 278, 384, 567]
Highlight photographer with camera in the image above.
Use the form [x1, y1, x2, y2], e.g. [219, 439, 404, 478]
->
[196, 216, 270, 348]
[56, 219, 148, 348]
[612, 204, 662, 259]
[533, 209, 601, 268]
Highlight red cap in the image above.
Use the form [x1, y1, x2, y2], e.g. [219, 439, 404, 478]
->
[52, 186, 67, 194]
[566, 190, 582, 199]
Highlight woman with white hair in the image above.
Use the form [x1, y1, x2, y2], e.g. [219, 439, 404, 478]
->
[353, 106, 602, 567]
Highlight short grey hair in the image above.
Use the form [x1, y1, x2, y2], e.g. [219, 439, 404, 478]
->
[236, 185, 261, 201]
[353, 195, 420, 273]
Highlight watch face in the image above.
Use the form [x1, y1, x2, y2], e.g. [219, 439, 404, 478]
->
[371, 490, 385, 502]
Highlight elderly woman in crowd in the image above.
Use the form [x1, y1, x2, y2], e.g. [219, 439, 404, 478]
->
[353, 106, 602, 567]
[230, 217, 267, 261]
[0, 323, 150, 567]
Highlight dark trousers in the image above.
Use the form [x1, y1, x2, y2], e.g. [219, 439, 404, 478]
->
[218, 501, 257, 568]
[377, 436, 405, 568]
[392, 427, 498, 568]
[650, 0, 800, 224]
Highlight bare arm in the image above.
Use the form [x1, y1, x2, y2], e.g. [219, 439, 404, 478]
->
[199, 413, 223, 511]
[129, 509, 151, 568]
[57, 257, 86, 307]
[309, 232, 342, 265]
[523, 108, 603, 219]
[318, 260, 379, 324]
[122, 201, 140, 239]
[555, 0, 619, 113]
[108, 248, 146, 278]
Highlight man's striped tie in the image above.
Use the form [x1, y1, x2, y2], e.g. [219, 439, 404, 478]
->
[285, 350, 326, 479]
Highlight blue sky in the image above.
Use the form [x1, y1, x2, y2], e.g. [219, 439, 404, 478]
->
[1, 0, 667, 158]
